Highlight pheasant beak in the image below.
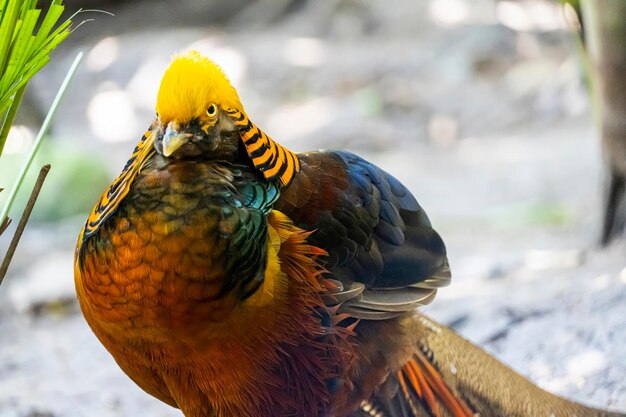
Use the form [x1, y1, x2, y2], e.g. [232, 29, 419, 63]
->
[162, 122, 192, 157]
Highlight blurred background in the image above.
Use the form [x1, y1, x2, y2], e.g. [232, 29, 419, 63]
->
[0, 0, 625, 416]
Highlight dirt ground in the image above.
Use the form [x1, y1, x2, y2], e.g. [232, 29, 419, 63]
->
[0, 1, 624, 416]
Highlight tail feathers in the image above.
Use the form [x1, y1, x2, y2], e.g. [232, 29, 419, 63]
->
[396, 352, 475, 417]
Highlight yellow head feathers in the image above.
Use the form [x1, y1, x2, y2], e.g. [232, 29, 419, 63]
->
[156, 51, 244, 124]
[155, 50, 300, 187]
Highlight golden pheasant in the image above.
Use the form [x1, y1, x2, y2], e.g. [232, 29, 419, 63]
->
[75, 51, 625, 417]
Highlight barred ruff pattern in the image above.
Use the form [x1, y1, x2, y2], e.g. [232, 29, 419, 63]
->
[82, 131, 155, 241]
[225, 107, 300, 187]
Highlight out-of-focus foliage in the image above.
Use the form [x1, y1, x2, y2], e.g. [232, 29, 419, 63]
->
[562, 0, 581, 18]
[0, 143, 110, 222]
[0, 0, 72, 155]
[0, 0, 75, 286]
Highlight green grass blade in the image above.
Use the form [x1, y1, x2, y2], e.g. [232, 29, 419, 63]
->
[0, 55, 49, 111]
[0, 83, 24, 155]
[0, 52, 83, 226]
[31, 4, 66, 52]
[0, 1, 72, 114]
[0, 9, 39, 92]
[19, 0, 38, 20]
[37, 19, 72, 53]
[0, 0, 8, 21]
[0, 0, 21, 74]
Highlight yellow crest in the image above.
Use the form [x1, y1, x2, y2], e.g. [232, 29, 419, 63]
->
[156, 51, 243, 124]
[156, 51, 300, 186]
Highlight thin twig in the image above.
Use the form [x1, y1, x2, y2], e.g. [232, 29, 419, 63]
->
[0, 164, 50, 286]
[0, 216, 9, 236]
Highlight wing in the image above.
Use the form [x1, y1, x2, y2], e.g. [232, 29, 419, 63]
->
[275, 150, 450, 318]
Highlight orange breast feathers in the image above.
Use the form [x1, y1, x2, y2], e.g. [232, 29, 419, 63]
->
[74, 208, 352, 416]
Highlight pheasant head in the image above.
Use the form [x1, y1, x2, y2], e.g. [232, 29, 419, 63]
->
[153, 50, 299, 186]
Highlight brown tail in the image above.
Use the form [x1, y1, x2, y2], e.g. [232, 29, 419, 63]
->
[399, 313, 624, 417]
[355, 313, 625, 417]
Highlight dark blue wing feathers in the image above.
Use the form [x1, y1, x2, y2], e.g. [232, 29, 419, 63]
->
[276, 150, 448, 290]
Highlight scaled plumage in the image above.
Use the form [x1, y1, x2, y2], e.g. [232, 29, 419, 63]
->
[75, 51, 620, 417]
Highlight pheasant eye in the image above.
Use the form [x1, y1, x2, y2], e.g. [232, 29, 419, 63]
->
[207, 104, 217, 117]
